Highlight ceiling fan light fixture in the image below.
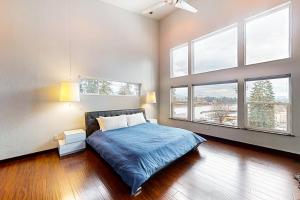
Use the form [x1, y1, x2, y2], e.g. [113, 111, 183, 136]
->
[175, 0, 198, 13]
[142, 0, 198, 16]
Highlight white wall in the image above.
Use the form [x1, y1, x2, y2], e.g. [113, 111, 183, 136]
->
[0, 0, 159, 160]
[159, 0, 300, 154]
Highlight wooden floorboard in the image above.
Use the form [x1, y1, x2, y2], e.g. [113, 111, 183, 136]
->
[0, 140, 299, 200]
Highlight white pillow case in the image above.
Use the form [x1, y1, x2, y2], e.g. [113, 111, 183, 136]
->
[127, 113, 146, 127]
[97, 115, 128, 132]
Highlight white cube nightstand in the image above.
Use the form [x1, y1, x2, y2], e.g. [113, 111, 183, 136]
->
[58, 129, 86, 157]
[148, 119, 158, 124]
[64, 129, 86, 144]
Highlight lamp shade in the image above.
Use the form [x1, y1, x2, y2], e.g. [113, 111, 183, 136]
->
[60, 81, 80, 102]
[146, 91, 157, 104]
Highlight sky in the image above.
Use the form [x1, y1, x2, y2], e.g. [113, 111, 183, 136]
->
[246, 77, 290, 102]
[194, 83, 237, 98]
[172, 45, 188, 77]
[246, 7, 290, 64]
[193, 26, 238, 74]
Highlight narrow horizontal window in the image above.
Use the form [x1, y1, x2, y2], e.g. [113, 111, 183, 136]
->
[245, 75, 291, 134]
[170, 43, 189, 78]
[170, 87, 188, 120]
[245, 2, 291, 65]
[192, 25, 238, 74]
[80, 78, 141, 96]
[192, 82, 238, 127]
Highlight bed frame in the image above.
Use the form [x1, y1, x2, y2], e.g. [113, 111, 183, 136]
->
[84, 108, 200, 196]
[85, 108, 146, 136]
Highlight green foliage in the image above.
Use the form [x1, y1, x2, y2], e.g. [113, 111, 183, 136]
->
[99, 81, 113, 95]
[248, 80, 275, 129]
[81, 79, 99, 94]
[211, 103, 231, 124]
[118, 83, 131, 95]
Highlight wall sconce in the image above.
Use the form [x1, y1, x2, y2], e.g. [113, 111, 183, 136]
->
[60, 81, 80, 102]
[146, 91, 157, 104]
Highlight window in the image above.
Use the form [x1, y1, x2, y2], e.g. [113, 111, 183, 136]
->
[192, 25, 238, 74]
[80, 78, 141, 96]
[245, 75, 291, 133]
[192, 82, 238, 126]
[170, 43, 188, 78]
[245, 2, 290, 65]
[170, 87, 188, 120]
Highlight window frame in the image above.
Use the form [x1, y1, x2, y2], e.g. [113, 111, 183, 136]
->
[170, 85, 189, 120]
[79, 78, 141, 96]
[191, 80, 239, 128]
[170, 43, 189, 78]
[244, 74, 292, 135]
[244, 1, 292, 66]
[191, 24, 238, 75]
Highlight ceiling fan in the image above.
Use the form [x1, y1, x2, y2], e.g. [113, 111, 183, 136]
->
[142, 0, 198, 15]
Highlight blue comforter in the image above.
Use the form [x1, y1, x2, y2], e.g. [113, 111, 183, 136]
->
[86, 123, 206, 194]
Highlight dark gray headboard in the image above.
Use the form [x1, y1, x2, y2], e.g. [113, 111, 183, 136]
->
[85, 108, 146, 136]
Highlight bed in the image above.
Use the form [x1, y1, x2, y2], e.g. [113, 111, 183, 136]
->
[85, 108, 206, 195]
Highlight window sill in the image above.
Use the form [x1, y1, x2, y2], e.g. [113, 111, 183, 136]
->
[168, 118, 295, 137]
[169, 117, 189, 122]
[245, 57, 291, 67]
[241, 127, 293, 137]
[170, 74, 189, 79]
[192, 120, 239, 129]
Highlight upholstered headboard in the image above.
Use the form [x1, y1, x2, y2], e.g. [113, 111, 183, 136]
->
[85, 108, 146, 136]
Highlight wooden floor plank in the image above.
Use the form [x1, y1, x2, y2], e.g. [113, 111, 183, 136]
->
[0, 140, 299, 200]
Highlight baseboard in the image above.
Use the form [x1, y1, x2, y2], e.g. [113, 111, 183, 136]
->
[1, 135, 299, 163]
[196, 133, 300, 161]
[0, 148, 57, 163]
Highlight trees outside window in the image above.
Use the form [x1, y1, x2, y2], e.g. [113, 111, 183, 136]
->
[192, 82, 238, 127]
[246, 76, 290, 133]
[248, 80, 275, 129]
[80, 79, 141, 96]
[99, 81, 113, 95]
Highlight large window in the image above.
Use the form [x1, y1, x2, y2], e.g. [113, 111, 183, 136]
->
[192, 25, 238, 74]
[167, 2, 293, 136]
[170, 87, 188, 120]
[245, 75, 291, 133]
[80, 78, 141, 96]
[170, 43, 189, 78]
[245, 2, 290, 65]
[192, 82, 238, 126]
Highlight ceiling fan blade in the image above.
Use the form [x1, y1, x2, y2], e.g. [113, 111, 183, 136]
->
[175, 1, 198, 13]
[142, 1, 167, 15]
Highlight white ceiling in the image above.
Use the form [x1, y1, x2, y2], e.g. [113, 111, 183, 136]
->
[98, 0, 177, 20]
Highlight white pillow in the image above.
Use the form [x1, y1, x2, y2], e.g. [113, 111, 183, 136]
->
[127, 113, 146, 127]
[97, 115, 128, 132]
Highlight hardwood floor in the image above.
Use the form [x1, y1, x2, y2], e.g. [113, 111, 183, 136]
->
[0, 140, 299, 200]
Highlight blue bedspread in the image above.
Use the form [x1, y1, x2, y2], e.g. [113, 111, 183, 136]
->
[86, 123, 206, 194]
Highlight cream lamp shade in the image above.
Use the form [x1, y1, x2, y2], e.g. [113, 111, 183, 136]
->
[60, 81, 80, 102]
[146, 91, 157, 104]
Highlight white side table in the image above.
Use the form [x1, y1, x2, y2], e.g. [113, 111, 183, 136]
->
[148, 119, 158, 124]
[58, 129, 86, 157]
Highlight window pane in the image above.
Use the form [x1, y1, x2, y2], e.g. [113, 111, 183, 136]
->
[170, 87, 188, 119]
[192, 26, 238, 74]
[193, 82, 238, 126]
[170, 44, 188, 78]
[246, 77, 290, 132]
[80, 78, 141, 96]
[245, 4, 290, 65]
